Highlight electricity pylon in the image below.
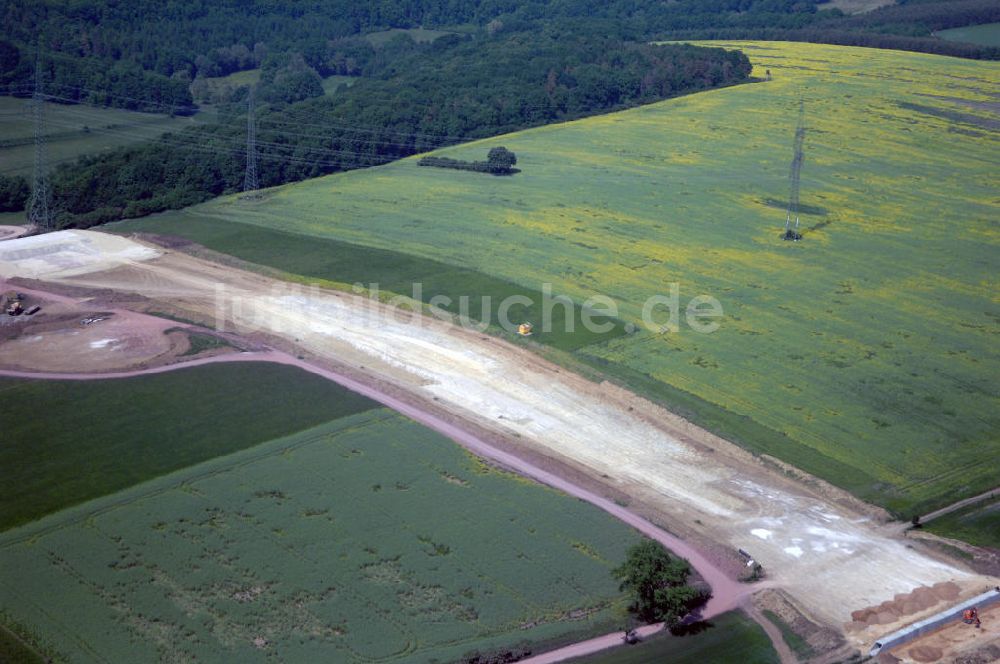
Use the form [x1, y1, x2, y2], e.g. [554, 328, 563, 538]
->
[242, 87, 260, 198]
[27, 51, 53, 229]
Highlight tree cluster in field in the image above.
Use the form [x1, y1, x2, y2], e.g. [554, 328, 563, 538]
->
[36, 33, 751, 228]
[0, 174, 29, 212]
[256, 54, 325, 105]
[613, 539, 708, 626]
[419, 147, 518, 175]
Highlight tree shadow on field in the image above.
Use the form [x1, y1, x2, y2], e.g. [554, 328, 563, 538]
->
[670, 616, 715, 636]
[669, 593, 715, 636]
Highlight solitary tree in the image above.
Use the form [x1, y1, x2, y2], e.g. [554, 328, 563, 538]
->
[613, 540, 706, 625]
[486, 146, 517, 174]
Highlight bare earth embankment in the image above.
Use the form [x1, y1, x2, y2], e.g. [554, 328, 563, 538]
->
[1, 230, 997, 661]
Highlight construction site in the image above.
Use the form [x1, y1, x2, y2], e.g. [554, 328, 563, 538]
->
[1, 18, 997, 659]
[1, 229, 997, 663]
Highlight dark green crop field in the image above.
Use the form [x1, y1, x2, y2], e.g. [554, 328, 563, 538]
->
[0, 410, 643, 663]
[0, 362, 376, 531]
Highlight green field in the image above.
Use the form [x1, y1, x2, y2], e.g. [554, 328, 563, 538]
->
[191, 69, 355, 104]
[0, 97, 203, 177]
[0, 362, 376, 531]
[321, 74, 357, 95]
[924, 496, 1000, 549]
[0, 409, 643, 663]
[190, 69, 261, 104]
[0, 623, 45, 664]
[115, 42, 999, 516]
[936, 22, 1000, 47]
[364, 28, 459, 46]
[567, 611, 778, 664]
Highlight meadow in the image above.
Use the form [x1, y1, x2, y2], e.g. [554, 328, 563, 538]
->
[935, 22, 1000, 47]
[189, 69, 261, 105]
[321, 74, 357, 95]
[0, 409, 645, 663]
[119, 42, 999, 517]
[190, 69, 356, 102]
[0, 97, 202, 177]
[0, 362, 376, 530]
[363, 27, 460, 46]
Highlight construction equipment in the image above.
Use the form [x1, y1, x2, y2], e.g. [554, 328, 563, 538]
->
[782, 100, 806, 242]
[869, 587, 999, 657]
[3, 291, 24, 316]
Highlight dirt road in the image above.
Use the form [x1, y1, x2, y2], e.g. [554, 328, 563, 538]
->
[1, 230, 995, 637]
[518, 622, 667, 664]
[0, 347, 752, 619]
[920, 488, 999, 525]
[0, 225, 29, 242]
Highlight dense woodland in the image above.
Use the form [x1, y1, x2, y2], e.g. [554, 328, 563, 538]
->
[5, 25, 752, 227]
[0, 0, 997, 226]
[2, 0, 997, 108]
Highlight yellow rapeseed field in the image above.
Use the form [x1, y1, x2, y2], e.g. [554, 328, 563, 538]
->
[146, 42, 1000, 514]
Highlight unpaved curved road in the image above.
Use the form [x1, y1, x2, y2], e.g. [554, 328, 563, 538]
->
[1, 350, 758, 663]
[519, 621, 668, 664]
[0, 350, 752, 619]
[0, 225, 29, 242]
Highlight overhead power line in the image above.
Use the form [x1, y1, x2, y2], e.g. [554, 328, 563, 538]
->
[26, 51, 54, 230]
[242, 87, 260, 198]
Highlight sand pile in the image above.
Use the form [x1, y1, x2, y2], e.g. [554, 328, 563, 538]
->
[931, 581, 960, 601]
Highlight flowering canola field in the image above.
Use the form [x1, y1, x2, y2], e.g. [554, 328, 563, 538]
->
[160, 42, 999, 515]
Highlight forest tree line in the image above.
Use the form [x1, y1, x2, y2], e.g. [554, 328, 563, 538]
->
[1, 0, 995, 110]
[1, 0, 997, 226]
[1, 0, 996, 111]
[41, 33, 752, 228]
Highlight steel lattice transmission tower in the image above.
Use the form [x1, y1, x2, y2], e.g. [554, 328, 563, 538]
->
[782, 100, 806, 242]
[242, 87, 260, 198]
[27, 52, 54, 229]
